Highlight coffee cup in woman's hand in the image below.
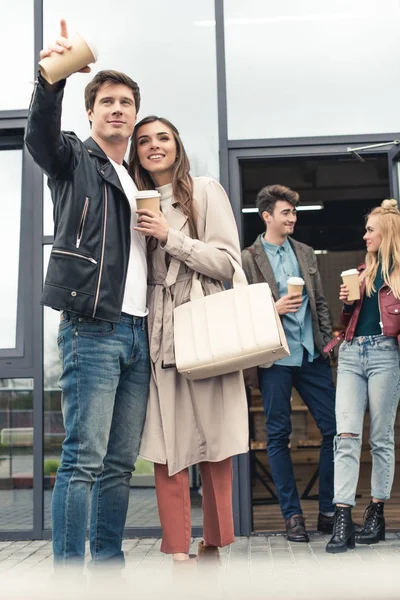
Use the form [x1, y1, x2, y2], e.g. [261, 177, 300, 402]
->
[339, 284, 355, 305]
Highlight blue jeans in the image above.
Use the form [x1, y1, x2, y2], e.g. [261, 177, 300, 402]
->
[333, 335, 400, 506]
[258, 353, 336, 520]
[52, 312, 150, 565]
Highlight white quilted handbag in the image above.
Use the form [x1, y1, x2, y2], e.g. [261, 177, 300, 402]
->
[173, 256, 290, 380]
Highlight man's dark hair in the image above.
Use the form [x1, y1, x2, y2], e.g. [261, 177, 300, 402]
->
[256, 184, 299, 219]
[84, 70, 141, 114]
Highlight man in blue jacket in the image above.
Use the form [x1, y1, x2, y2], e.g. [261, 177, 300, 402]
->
[25, 20, 150, 567]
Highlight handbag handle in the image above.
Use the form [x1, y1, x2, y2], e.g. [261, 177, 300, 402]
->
[190, 253, 248, 301]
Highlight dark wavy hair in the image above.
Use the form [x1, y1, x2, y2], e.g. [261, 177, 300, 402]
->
[128, 115, 198, 238]
[256, 184, 299, 219]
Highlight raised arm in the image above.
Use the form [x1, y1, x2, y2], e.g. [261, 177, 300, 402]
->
[25, 19, 89, 179]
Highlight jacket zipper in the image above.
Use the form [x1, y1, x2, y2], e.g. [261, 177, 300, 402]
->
[378, 284, 385, 334]
[92, 184, 108, 317]
[76, 197, 90, 248]
[52, 249, 97, 264]
[28, 80, 38, 112]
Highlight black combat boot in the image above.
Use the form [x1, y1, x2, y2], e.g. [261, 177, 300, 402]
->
[355, 501, 385, 544]
[325, 506, 355, 553]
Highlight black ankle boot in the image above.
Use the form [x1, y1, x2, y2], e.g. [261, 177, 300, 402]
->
[355, 501, 385, 545]
[326, 507, 355, 554]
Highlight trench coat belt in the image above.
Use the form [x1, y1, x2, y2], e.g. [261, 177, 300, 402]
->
[148, 257, 193, 365]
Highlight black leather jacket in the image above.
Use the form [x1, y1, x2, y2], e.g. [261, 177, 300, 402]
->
[25, 75, 132, 322]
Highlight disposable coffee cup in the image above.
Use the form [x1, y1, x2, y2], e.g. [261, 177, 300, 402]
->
[287, 276, 305, 295]
[341, 268, 360, 301]
[39, 32, 98, 85]
[135, 190, 161, 213]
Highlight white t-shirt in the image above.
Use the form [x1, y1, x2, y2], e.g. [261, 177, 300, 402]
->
[109, 158, 148, 317]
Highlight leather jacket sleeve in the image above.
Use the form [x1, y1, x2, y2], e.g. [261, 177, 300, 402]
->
[340, 303, 356, 326]
[25, 74, 81, 179]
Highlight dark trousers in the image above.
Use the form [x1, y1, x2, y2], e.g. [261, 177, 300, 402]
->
[258, 352, 336, 520]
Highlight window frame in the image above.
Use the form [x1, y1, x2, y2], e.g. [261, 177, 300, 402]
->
[0, 111, 37, 375]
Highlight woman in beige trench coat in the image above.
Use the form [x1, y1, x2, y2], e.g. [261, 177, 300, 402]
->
[129, 116, 249, 562]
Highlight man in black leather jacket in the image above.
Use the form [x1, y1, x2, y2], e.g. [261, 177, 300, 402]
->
[25, 20, 150, 568]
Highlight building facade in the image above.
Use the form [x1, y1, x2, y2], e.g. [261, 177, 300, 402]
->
[1, 0, 400, 540]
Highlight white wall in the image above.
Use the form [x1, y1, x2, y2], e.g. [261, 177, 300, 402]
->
[224, 0, 400, 140]
[0, 0, 35, 110]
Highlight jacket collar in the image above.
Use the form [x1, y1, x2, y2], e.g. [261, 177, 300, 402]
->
[288, 237, 314, 301]
[83, 137, 128, 197]
[251, 236, 279, 300]
[251, 235, 313, 301]
[164, 204, 188, 232]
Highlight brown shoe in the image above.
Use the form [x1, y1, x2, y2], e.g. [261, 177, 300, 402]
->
[197, 541, 220, 561]
[285, 514, 309, 542]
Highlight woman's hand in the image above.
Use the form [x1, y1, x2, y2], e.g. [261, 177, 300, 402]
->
[339, 284, 355, 306]
[134, 208, 170, 242]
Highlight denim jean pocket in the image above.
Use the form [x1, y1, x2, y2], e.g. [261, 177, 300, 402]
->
[375, 337, 398, 351]
[58, 312, 72, 332]
[57, 335, 64, 365]
[76, 319, 115, 337]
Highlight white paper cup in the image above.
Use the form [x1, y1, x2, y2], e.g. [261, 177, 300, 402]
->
[39, 32, 98, 85]
[135, 190, 161, 213]
[341, 269, 360, 301]
[287, 276, 304, 295]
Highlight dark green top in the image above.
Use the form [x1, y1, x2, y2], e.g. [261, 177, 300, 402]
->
[354, 264, 385, 336]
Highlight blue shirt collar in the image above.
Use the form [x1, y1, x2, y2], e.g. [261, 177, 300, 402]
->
[260, 234, 291, 257]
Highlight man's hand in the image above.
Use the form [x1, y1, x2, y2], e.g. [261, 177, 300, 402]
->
[275, 293, 303, 315]
[339, 284, 355, 306]
[134, 208, 170, 242]
[40, 19, 91, 74]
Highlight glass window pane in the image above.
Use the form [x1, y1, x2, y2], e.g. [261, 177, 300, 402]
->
[0, 378, 34, 531]
[0, 149, 22, 349]
[0, 1, 34, 110]
[43, 176, 54, 236]
[43, 0, 219, 179]
[225, 0, 400, 139]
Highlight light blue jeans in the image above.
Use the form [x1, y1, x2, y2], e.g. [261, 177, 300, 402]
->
[52, 312, 150, 566]
[333, 335, 400, 506]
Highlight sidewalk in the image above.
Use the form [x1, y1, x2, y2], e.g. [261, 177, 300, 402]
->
[1, 533, 400, 599]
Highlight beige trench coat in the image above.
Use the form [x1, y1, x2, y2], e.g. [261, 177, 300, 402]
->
[139, 176, 249, 476]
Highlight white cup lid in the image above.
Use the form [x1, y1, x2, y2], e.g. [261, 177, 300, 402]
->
[135, 190, 161, 199]
[76, 31, 99, 61]
[287, 277, 305, 285]
[341, 269, 359, 277]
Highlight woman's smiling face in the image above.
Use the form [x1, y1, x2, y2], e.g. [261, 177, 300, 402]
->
[135, 120, 177, 184]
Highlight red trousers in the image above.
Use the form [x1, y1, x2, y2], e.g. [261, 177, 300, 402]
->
[154, 458, 234, 554]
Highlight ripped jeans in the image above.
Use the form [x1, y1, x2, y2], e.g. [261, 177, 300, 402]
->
[333, 335, 400, 506]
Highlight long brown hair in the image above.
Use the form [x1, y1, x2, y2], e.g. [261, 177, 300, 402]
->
[362, 199, 400, 299]
[128, 115, 198, 238]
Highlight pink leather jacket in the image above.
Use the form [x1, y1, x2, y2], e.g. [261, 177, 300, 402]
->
[324, 263, 400, 352]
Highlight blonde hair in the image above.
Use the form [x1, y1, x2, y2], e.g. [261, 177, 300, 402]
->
[363, 199, 400, 299]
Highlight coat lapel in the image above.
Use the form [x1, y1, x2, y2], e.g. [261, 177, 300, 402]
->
[289, 238, 314, 302]
[83, 137, 126, 197]
[165, 204, 188, 232]
[253, 237, 279, 301]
